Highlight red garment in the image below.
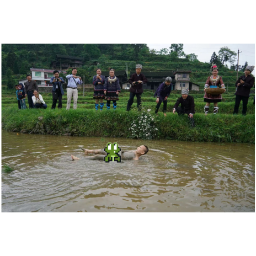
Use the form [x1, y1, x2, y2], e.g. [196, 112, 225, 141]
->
[204, 76, 225, 102]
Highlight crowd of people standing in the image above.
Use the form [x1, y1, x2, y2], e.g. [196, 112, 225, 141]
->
[15, 64, 255, 123]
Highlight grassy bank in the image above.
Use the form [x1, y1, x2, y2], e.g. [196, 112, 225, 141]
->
[2, 107, 255, 143]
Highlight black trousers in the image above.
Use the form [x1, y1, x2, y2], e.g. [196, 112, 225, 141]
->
[155, 99, 167, 113]
[18, 100, 21, 109]
[233, 95, 249, 115]
[52, 91, 62, 109]
[27, 91, 34, 108]
[127, 92, 142, 111]
[176, 107, 195, 127]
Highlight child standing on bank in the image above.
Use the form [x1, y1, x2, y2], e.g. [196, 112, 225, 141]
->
[16, 83, 26, 109]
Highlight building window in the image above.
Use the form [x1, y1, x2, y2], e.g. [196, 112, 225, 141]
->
[183, 74, 187, 78]
[36, 81, 41, 85]
[35, 72, 41, 77]
[180, 83, 182, 88]
[47, 73, 53, 78]
[183, 84, 186, 87]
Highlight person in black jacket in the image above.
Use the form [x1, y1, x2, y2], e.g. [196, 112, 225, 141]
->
[173, 88, 195, 127]
[126, 64, 147, 111]
[50, 70, 65, 109]
[233, 66, 255, 115]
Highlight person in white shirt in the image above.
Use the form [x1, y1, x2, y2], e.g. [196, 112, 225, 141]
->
[66, 68, 83, 110]
[32, 90, 47, 109]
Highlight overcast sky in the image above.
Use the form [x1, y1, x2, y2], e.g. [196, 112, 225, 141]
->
[147, 44, 255, 74]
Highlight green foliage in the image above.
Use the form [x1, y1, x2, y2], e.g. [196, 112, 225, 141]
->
[218, 46, 237, 65]
[2, 165, 14, 173]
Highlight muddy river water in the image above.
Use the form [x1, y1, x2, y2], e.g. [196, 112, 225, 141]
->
[1, 131, 255, 212]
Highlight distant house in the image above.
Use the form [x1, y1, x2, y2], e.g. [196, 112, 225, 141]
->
[174, 70, 199, 91]
[51, 54, 83, 70]
[19, 68, 66, 86]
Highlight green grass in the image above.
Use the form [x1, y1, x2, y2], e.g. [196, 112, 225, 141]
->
[2, 107, 255, 143]
[2, 165, 14, 173]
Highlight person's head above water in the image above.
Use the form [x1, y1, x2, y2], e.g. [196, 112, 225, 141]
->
[136, 145, 149, 156]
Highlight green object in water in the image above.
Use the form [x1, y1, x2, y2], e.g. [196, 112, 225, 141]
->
[3, 165, 14, 173]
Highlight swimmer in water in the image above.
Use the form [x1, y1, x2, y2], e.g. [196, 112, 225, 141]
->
[71, 145, 149, 161]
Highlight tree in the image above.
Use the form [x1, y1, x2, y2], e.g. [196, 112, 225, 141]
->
[210, 52, 222, 67]
[83, 44, 101, 59]
[131, 44, 147, 61]
[186, 53, 198, 62]
[218, 46, 237, 65]
[158, 48, 169, 55]
[6, 68, 15, 90]
[169, 44, 185, 57]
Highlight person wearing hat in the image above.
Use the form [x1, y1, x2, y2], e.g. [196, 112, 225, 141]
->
[127, 64, 147, 111]
[173, 88, 195, 127]
[154, 77, 173, 116]
[204, 64, 226, 115]
[233, 66, 255, 115]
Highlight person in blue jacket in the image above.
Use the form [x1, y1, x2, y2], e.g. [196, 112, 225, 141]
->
[15, 83, 26, 109]
[154, 77, 172, 116]
[50, 70, 65, 109]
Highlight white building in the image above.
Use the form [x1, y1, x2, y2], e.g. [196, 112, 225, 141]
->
[19, 68, 66, 86]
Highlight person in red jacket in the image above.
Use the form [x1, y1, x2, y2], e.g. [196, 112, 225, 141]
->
[126, 64, 147, 111]
[233, 65, 255, 115]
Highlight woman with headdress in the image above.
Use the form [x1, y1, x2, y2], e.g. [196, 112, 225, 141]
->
[104, 69, 120, 110]
[233, 65, 255, 115]
[204, 64, 226, 115]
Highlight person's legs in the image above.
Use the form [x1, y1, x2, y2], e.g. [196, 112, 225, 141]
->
[213, 102, 219, 114]
[18, 100, 21, 109]
[27, 91, 34, 108]
[113, 100, 117, 110]
[155, 99, 162, 114]
[136, 93, 142, 111]
[58, 94, 62, 109]
[233, 95, 241, 114]
[204, 102, 210, 115]
[163, 100, 167, 115]
[127, 92, 135, 111]
[99, 98, 104, 110]
[42, 104, 47, 109]
[73, 89, 78, 109]
[35, 103, 41, 108]
[21, 99, 26, 109]
[52, 92, 57, 109]
[242, 96, 249, 115]
[107, 100, 111, 110]
[95, 99, 99, 110]
[66, 88, 72, 110]
[188, 115, 195, 127]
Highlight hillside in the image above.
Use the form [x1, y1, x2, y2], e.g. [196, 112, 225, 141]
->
[1, 44, 247, 88]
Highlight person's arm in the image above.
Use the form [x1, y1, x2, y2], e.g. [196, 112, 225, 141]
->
[157, 83, 164, 98]
[50, 77, 54, 84]
[142, 74, 147, 83]
[243, 76, 255, 88]
[60, 77, 65, 83]
[128, 74, 134, 85]
[32, 96, 36, 105]
[40, 95, 45, 104]
[116, 78, 121, 92]
[92, 76, 98, 85]
[24, 83, 28, 95]
[16, 90, 18, 100]
[204, 77, 210, 88]
[66, 74, 73, 79]
[190, 96, 195, 114]
[104, 79, 108, 93]
[219, 77, 225, 88]
[235, 76, 241, 87]
[173, 98, 181, 112]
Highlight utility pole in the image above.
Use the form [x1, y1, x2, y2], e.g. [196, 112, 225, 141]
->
[237, 49, 242, 80]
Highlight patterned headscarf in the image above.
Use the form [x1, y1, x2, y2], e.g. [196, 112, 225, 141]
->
[181, 88, 189, 95]
[245, 66, 254, 73]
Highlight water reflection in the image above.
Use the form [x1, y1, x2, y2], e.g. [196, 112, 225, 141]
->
[1, 131, 255, 212]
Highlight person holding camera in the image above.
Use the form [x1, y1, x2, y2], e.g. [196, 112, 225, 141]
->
[126, 64, 147, 111]
[93, 68, 105, 110]
[66, 68, 83, 110]
[50, 70, 65, 109]
[233, 65, 255, 116]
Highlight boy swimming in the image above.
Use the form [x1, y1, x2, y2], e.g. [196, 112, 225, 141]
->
[71, 145, 149, 161]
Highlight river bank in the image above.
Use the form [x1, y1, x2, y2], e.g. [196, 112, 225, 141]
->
[2, 107, 255, 143]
